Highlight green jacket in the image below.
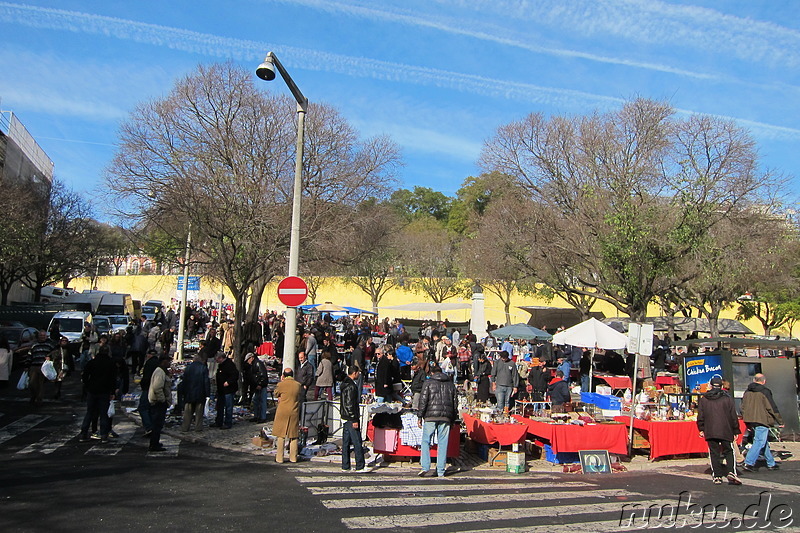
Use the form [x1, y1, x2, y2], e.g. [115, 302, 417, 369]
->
[741, 383, 782, 427]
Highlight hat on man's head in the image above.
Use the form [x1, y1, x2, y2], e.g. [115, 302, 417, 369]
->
[709, 376, 723, 388]
[245, 352, 256, 360]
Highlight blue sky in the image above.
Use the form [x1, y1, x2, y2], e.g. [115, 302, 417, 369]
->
[1, 0, 798, 210]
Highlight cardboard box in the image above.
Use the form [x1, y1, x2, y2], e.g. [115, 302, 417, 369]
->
[251, 436, 270, 447]
[507, 464, 526, 474]
[507, 451, 526, 466]
[489, 450, 508, 469]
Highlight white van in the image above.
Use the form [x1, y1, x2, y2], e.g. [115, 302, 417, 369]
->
[48, 311, 93, 343]
[40, 286, 77, 302]
[96, 293, 134, 317]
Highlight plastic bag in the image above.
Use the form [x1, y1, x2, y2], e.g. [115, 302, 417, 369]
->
[108, 400, 116, 418]
[17, 371, 30, 390]
[41, 360, 58, 381]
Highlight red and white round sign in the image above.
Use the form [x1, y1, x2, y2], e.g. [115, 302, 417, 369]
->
[277, 276, 308, 307]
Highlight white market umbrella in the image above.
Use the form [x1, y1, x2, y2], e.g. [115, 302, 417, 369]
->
[552, 317, 628, 350]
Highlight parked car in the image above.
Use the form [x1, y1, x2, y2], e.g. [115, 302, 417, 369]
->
[141, 305, 157, 322]
[93, 316, 112, 336]
[96, 315, 133, 334]
[0, 325, 40, 371]
[47, 311, 93, 344]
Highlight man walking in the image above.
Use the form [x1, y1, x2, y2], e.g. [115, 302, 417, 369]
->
[697, 376, 741, 485]
[418, 362, 458, 478]
[273, 368, 302, 463]
[741, 373, 783, 472]
[25, 331, 54, 406]
[180, 354, 210, 432]
[340, 366, 367, 472]
[213, 352, 239, 429]
[148, 355, 173, 451]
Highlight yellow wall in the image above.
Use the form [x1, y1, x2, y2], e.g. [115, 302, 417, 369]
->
[69, 275, 764, 333]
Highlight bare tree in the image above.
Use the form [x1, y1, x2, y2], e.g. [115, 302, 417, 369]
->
[480, 98, 785, 321]
[105, 62, 399, 365]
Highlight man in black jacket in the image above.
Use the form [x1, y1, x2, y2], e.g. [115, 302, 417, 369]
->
[246, 352, 270, 423]
[418, 362, 458, 478]
[296, 351, 314, 404]
[340, 366, 366, 472]
[180, 354, 210, 432]
[79, 347, 116, 443]
[697, 376, 741, 485]
[546, 370, 571, 413]
[213, 352, 239, 429]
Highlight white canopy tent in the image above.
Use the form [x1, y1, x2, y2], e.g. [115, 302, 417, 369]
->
[552, 317, 628, 350]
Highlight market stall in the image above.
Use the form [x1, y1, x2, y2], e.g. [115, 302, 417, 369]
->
[367, 410, 460, 459]
[512, 415, 629, 455]
[593, 374, 632, 391]
[614, 416, 747, 460]
[462, 412, 528, 446]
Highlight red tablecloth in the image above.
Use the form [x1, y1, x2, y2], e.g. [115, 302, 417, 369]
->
[614, 417, 747, 459]
[594, 375, 632, 389]
[462, 413, 528, 446]
[256, 342, 274, 356]
[366, 421, 460, 458]
[512, 415, 629, 455]
[655, 376, 680, 387]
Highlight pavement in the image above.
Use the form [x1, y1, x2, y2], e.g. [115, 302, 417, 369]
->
[120, 389, 800, 476]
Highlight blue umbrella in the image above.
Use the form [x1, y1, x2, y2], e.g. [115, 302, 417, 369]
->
[490, 323, 552, 341]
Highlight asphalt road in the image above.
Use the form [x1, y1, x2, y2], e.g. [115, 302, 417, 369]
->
[2, 374, 799, 533]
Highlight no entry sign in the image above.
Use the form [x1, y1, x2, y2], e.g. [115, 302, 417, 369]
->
[277, 276, 308, 307]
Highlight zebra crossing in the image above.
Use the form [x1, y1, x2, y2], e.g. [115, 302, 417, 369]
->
[288, 466, 734, 531]
[0, 412, 181, 458]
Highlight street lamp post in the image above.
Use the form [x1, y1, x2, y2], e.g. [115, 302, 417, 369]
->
[175, 223, 191, 361]
[256, 52, 308, 373]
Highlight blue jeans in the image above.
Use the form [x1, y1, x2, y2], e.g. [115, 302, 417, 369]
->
[581, 374, 590, 393]
[252, 388, 268, 421]
[495, 384, 512, 411]
[81, 392, 111, 437]
[745, 425, 776, 467]
[421, 421, 450, 476]
[138, 392, 152, 431]
[341, 420, 364, 471]
[215, 393, 234, 428]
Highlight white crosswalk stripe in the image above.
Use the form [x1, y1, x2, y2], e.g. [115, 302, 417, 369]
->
[85, 419, 138, 456]
[17, 422, 81, 454]
[0, 414, 49, 445]
[293, 470, 737, 531]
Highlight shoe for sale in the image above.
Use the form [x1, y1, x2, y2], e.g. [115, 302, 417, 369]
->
[727, 473, 742, 485]
[712, 477, 723, 485]
[740, 463, 756, 473]
[766, 464, 780, 471]
[417, 470, 430, 477]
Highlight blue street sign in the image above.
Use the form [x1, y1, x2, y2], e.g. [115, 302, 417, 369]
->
[177, 275, 200, 291]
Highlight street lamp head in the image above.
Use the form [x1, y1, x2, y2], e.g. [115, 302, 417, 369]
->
[256, 56, 276, 81]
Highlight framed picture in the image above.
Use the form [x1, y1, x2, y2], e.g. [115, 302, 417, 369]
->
[579, 450, 612, 474]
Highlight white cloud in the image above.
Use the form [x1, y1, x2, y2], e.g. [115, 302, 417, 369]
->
[273, 0, 717, 79]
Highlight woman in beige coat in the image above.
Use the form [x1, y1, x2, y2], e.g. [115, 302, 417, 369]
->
[273, 368, 302, 463]
[314, 351, 334, 400]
